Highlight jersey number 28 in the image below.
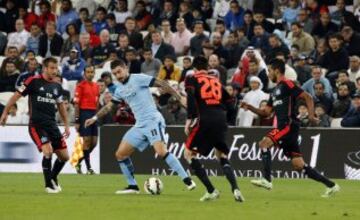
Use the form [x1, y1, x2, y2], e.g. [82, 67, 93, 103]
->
[197, 76, 222, 104]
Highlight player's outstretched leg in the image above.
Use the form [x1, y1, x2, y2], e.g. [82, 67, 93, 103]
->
[217, 154, 245, 202]
[153, 142, 196, 190]
[292, 157, 340, 198]
[114, 141, 140, 194]
[51, 148, 69, 192]
[251, 138, 273, 190]
[184, 149, 219, 202]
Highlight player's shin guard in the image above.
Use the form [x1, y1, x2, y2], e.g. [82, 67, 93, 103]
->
[261, 149, 272, 182]
[118, 158, 137, 186]
[190, 158, 215, 193]
[220, 158, 239, 192]
[51, 159, 65, 182]
[83, 149, 91, 170]
[42, 156, 53, 188]
[303, 164, 335, 188]
[163, 153, 189, 180]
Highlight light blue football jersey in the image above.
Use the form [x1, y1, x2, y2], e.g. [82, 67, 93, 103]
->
[112, 74, 163, 127]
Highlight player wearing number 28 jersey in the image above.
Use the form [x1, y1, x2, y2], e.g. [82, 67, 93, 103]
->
[183, 56, 245, 202]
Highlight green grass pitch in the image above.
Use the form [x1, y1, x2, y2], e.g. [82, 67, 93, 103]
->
[0, 173, 359, 220]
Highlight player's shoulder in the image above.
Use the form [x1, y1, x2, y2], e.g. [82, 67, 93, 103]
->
[24, 74, 42, 85]
[280, 79, 296, 89]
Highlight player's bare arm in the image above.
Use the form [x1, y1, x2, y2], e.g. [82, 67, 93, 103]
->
[57, 102, 70, 138]
[0, 92, 22, 126]
[240, 101, 273, 118]
[153, 79, 187, 107]
[84, 102, 116, 127]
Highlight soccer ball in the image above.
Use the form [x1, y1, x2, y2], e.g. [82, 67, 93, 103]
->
[144, 177, 164, 195]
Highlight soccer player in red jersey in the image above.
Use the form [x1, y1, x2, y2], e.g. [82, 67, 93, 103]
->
[0, 57, 70, 194]
[240, 59, 339, 197]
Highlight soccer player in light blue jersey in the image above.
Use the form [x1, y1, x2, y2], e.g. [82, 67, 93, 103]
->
[85, 59, 196, 194]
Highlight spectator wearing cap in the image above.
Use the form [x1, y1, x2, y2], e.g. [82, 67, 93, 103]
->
[91, 30, 115, 68]
[178, 1, 194, 29]
[26, 23, 41, 55]
[116, 34, 134, 61]
[101, 72, 116, 94]
[348, 56, 360, 82]
[6, 19, 30, 54]
[84, 18, 101, 48]
[224, 0, 245, 31]
[121, 17, 144, 51]
[250, 23, 270, 55]
[332, 83, 352, 118]
[266, 34, 290, 63]
[134, 0, 152, 30]
[125, 49, 141, 73]
[313, 81, 333, 114]
[190, 21, 209, 57]
[287, 22, 315, 56]
[341, 26, 360, 56]
[141, 48, 161, 78]
[253, 11, 274, 34]
[106, 13, 122, 48]
[319, 33, 349, 77]
[311, 12, 339, 39]
[158, 55, 181, 82]
[93, 7, 109, 35]
[302, 66, 333, 99]
[56, 0, 79, 35]
[151, 31, 176, 63]
[38, 21, 63, 57]
[111, 0, 132, 25]
[341, 92, 360, 127]
[0, 60, 20, 92]
[160, 96, 187, 125]
[61, 47, 86, 81]
[297, 8, 314, 34]
[225, 31, 245, 69]
[171, 18, 193, 56]
[18, 6, 38, 32]
[61, 23, 80, 57]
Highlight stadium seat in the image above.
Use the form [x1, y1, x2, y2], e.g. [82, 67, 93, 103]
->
[94, 68, 105, 82]
[0, 56, 5, 67]
[35, 56, 43, 64]
[140, 31, 149, 39]
[330, 118, 343, 128]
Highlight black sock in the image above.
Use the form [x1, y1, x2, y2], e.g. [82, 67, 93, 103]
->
[51, 159, 66, 183]
[42, 156, 52, 188]
[261, 149, 272, 182]
[190, 158, 215, 193]
[303, 164, 335, 188]
[83, 150, 91, 170]
[220, 158, 239, 192]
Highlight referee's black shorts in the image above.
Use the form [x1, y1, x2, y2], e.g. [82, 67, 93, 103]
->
[185, 111, 229, 156]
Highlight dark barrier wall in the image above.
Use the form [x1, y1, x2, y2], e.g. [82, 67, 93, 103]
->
[100, 126, 360, 179]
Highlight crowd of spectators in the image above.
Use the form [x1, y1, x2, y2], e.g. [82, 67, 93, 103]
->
[0, 0, 359, 127]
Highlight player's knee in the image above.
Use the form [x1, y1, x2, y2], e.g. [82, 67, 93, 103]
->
[292, 160, 305, 171]
[60, 154, 70, 162]
[183, 149, 194, 162]
[259, 138, 272, 149]
[219, 157, 230, 167]
[115, 150, 126, 160]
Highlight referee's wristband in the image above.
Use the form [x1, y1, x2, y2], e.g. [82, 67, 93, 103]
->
[91, 116, 98, 121]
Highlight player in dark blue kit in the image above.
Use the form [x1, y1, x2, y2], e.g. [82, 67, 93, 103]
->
[0, 57, 70, 194]
[240, 59, 340, 198]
